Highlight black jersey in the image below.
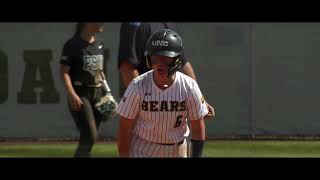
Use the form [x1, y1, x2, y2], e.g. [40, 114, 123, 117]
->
[60, 35, 105, 86]
[117, 22, 188, 75]
[117, 22, 141, 69]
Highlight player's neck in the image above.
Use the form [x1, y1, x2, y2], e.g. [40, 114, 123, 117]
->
[153, 73, 176, 90]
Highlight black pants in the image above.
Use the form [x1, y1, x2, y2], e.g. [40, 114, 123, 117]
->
[69, 86, 104, 158]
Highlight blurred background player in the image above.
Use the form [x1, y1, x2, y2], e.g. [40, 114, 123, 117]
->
[60, 23, 116, 157]
[117, 29, 208, 158]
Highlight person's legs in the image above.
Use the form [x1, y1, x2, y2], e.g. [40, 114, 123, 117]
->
[72, 97, 98, 158]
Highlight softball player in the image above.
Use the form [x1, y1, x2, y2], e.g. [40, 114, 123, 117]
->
[60, 23, 117, 157]
[117, 29, 209, 158]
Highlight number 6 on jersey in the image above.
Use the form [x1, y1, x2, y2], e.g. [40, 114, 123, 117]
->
[174, 115, 183, 128]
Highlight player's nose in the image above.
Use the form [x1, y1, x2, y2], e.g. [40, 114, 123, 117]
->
[155, 63, 166, 69]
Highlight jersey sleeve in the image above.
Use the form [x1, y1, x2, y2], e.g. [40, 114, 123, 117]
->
[187, 80, 209, 120]
[117, 22, 141, 69]
[60, 40, 74, 66]
[116, 79, 141, 120]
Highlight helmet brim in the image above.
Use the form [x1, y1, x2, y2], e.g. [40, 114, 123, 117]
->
[144, 50, 181, 58]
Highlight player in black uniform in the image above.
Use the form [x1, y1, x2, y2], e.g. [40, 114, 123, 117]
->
[60, 23, 117, 157]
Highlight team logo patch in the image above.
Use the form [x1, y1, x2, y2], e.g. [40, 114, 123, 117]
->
[152, 40, 168, 47]
[83, 55, 104, 71]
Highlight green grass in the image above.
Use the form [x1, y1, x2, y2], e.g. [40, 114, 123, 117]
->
[203, 141, 320, 157]
[0, 143, 118, 158]
[2, 141, 320, 157]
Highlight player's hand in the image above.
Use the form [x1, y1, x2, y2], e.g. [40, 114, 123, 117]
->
[204, 101, 215, 120]
[69, 93, 83, 111]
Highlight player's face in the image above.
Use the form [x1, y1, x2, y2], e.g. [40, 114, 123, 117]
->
[86, 23, 104, 33]
[150, 55, 175, 77]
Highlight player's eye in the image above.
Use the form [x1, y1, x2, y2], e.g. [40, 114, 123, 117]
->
[151, 58, 173, 65]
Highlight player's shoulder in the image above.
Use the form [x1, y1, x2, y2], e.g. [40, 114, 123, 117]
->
[136, 22, 152, 33]
[125, 71, 151, 93]
[63, 36, 80, 49]
[124, 22, 141, 27]
[121, 22, 142, 30]
[177, 71, 196, 83]
[176, 71, 199, 89]
[164, 23, 177, 30]
[130, 70, 153, 85]
[134, 70, 152, 81]
[128, 22, 142, 27]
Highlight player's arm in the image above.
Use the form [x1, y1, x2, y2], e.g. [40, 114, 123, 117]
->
[60, 65, 83, 111]
[187, 80, 209, 157]
[60, 65, 75, 96]
[178, 50, 197, 81]
[116, 79, 140, 157]
[204, 102, 215, 119]
[117, 116, 136, 157]
[60, 42, 83, 111]
[60, 42, 74, 96]
[190, 118, 206, 158]
[182, 61, 197, 81]
[182, 58, 215, 119]
[120, 22, 150, 88]
[119, 61, 140, 88]
[118, 23, 141, 88]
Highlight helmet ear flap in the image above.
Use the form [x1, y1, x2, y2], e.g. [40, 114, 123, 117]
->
[146, 56, 151, 68]
[175, 58, 182, 67]
[167, 57, 182, 77]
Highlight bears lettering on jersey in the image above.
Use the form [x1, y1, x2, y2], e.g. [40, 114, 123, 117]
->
[141, 100, 186, 112]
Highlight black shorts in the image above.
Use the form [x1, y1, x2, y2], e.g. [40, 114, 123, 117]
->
[68, 86, 105, 130]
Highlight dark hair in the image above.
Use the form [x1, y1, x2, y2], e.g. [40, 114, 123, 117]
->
[74, 23, 86, 37]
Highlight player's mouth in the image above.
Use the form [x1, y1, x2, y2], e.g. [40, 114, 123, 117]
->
[157, 68, 164, 74]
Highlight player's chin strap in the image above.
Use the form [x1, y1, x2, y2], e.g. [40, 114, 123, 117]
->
[146, 56, 182, 77]
[167, 57, 182, 77]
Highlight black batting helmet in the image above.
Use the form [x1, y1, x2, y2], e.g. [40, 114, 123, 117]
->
[145, 29, 184, 76]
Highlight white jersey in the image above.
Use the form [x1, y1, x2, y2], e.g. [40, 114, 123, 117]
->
[117, 70, 208, 144]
